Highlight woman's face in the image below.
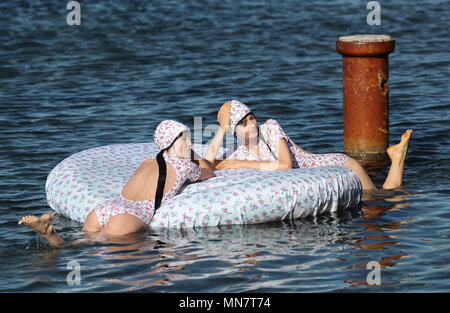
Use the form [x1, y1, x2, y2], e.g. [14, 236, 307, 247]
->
[234, 114, 258, 141]
[170, 132, 192, 159]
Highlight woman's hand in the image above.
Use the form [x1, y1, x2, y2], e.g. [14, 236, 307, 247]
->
[217, 101, 231, 132]
[216, 159, 245, 170]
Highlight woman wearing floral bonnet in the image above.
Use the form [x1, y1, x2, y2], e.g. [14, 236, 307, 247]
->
[19, 120, 214, 245]
[205, 100, 413, 193]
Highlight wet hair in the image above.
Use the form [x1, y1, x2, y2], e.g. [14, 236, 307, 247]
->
[154, 131, 184, 211]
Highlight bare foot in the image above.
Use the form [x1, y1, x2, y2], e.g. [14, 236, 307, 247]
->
[18, 213, 64, 246]
[19, 214, 53, 235]
[382, 129, 413, 189]
[387, 129, 413, 164]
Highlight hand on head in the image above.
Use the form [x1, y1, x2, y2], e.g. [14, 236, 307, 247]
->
[217, 101, 231, 132]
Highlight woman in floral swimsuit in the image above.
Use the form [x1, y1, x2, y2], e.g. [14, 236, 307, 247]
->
[205, 100, 413, 192]
[19, 120, 214, 245]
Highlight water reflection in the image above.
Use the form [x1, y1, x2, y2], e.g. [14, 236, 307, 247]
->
[344, 176, 414, 288]
[25, 180, 416, 291]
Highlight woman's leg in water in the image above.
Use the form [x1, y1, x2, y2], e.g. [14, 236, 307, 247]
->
[343, 158, 377, 190]
[382, 129, 413, 189]
[343, 129, 413, 190]
[19, 210, 147, 246]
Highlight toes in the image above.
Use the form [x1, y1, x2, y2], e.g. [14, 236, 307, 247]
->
[18, 215, 30, 225]
[18, 215, 37, 226]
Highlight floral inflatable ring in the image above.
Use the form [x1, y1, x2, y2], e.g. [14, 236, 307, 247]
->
[46, 143, 362, 229]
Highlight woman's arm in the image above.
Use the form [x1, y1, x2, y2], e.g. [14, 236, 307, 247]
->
[204, 102, 231, 168]
[190, 149, 214, 181]
[216, 138, 293, 171]
[291, 140, 309, 154]
[204, 127, 227, 168]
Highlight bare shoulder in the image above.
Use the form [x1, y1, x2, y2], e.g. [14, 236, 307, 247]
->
[140, 157, 175, 177]
[141, 158, 157, 166]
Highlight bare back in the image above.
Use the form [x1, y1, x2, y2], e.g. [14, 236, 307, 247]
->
[121, 159, 177, 201]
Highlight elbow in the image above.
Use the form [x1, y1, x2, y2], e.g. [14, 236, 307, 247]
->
[198, 167, 214, 181]
[277, 161, 292, 171]
[199, 159, 214, 170]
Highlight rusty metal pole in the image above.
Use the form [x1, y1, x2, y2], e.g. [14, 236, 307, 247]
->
[336, 34, 395, 156]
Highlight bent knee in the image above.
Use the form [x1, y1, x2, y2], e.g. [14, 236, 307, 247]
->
[104, 213, 146, 236]
[344, 157, 362, 170]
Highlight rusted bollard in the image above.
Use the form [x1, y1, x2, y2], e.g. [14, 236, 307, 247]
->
[336, 34, 395, 155]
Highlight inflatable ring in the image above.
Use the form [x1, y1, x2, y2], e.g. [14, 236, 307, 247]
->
[46, 143, 362, 229]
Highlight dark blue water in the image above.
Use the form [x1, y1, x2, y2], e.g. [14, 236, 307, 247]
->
[1, 0, 449, 292]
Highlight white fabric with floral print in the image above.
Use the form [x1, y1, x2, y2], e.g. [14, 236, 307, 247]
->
[94, 152, 201, 227]
[227, 119, 350, 168]
[46, 142, 361, 229]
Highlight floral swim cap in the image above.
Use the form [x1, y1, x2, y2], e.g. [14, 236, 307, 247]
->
[229, 100, 252, 134]
[153, 120, 190, 151]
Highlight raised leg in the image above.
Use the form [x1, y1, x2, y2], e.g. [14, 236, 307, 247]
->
[343, 129, 413, 191]
[382, 129, 413, 189]
[343, 157, 377, 190]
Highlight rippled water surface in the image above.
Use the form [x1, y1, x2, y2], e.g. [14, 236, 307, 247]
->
[1, 0, 449, 292]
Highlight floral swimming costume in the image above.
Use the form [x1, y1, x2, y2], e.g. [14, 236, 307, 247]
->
[94, 152, 201, 228]
[226, 119, 349, 168]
